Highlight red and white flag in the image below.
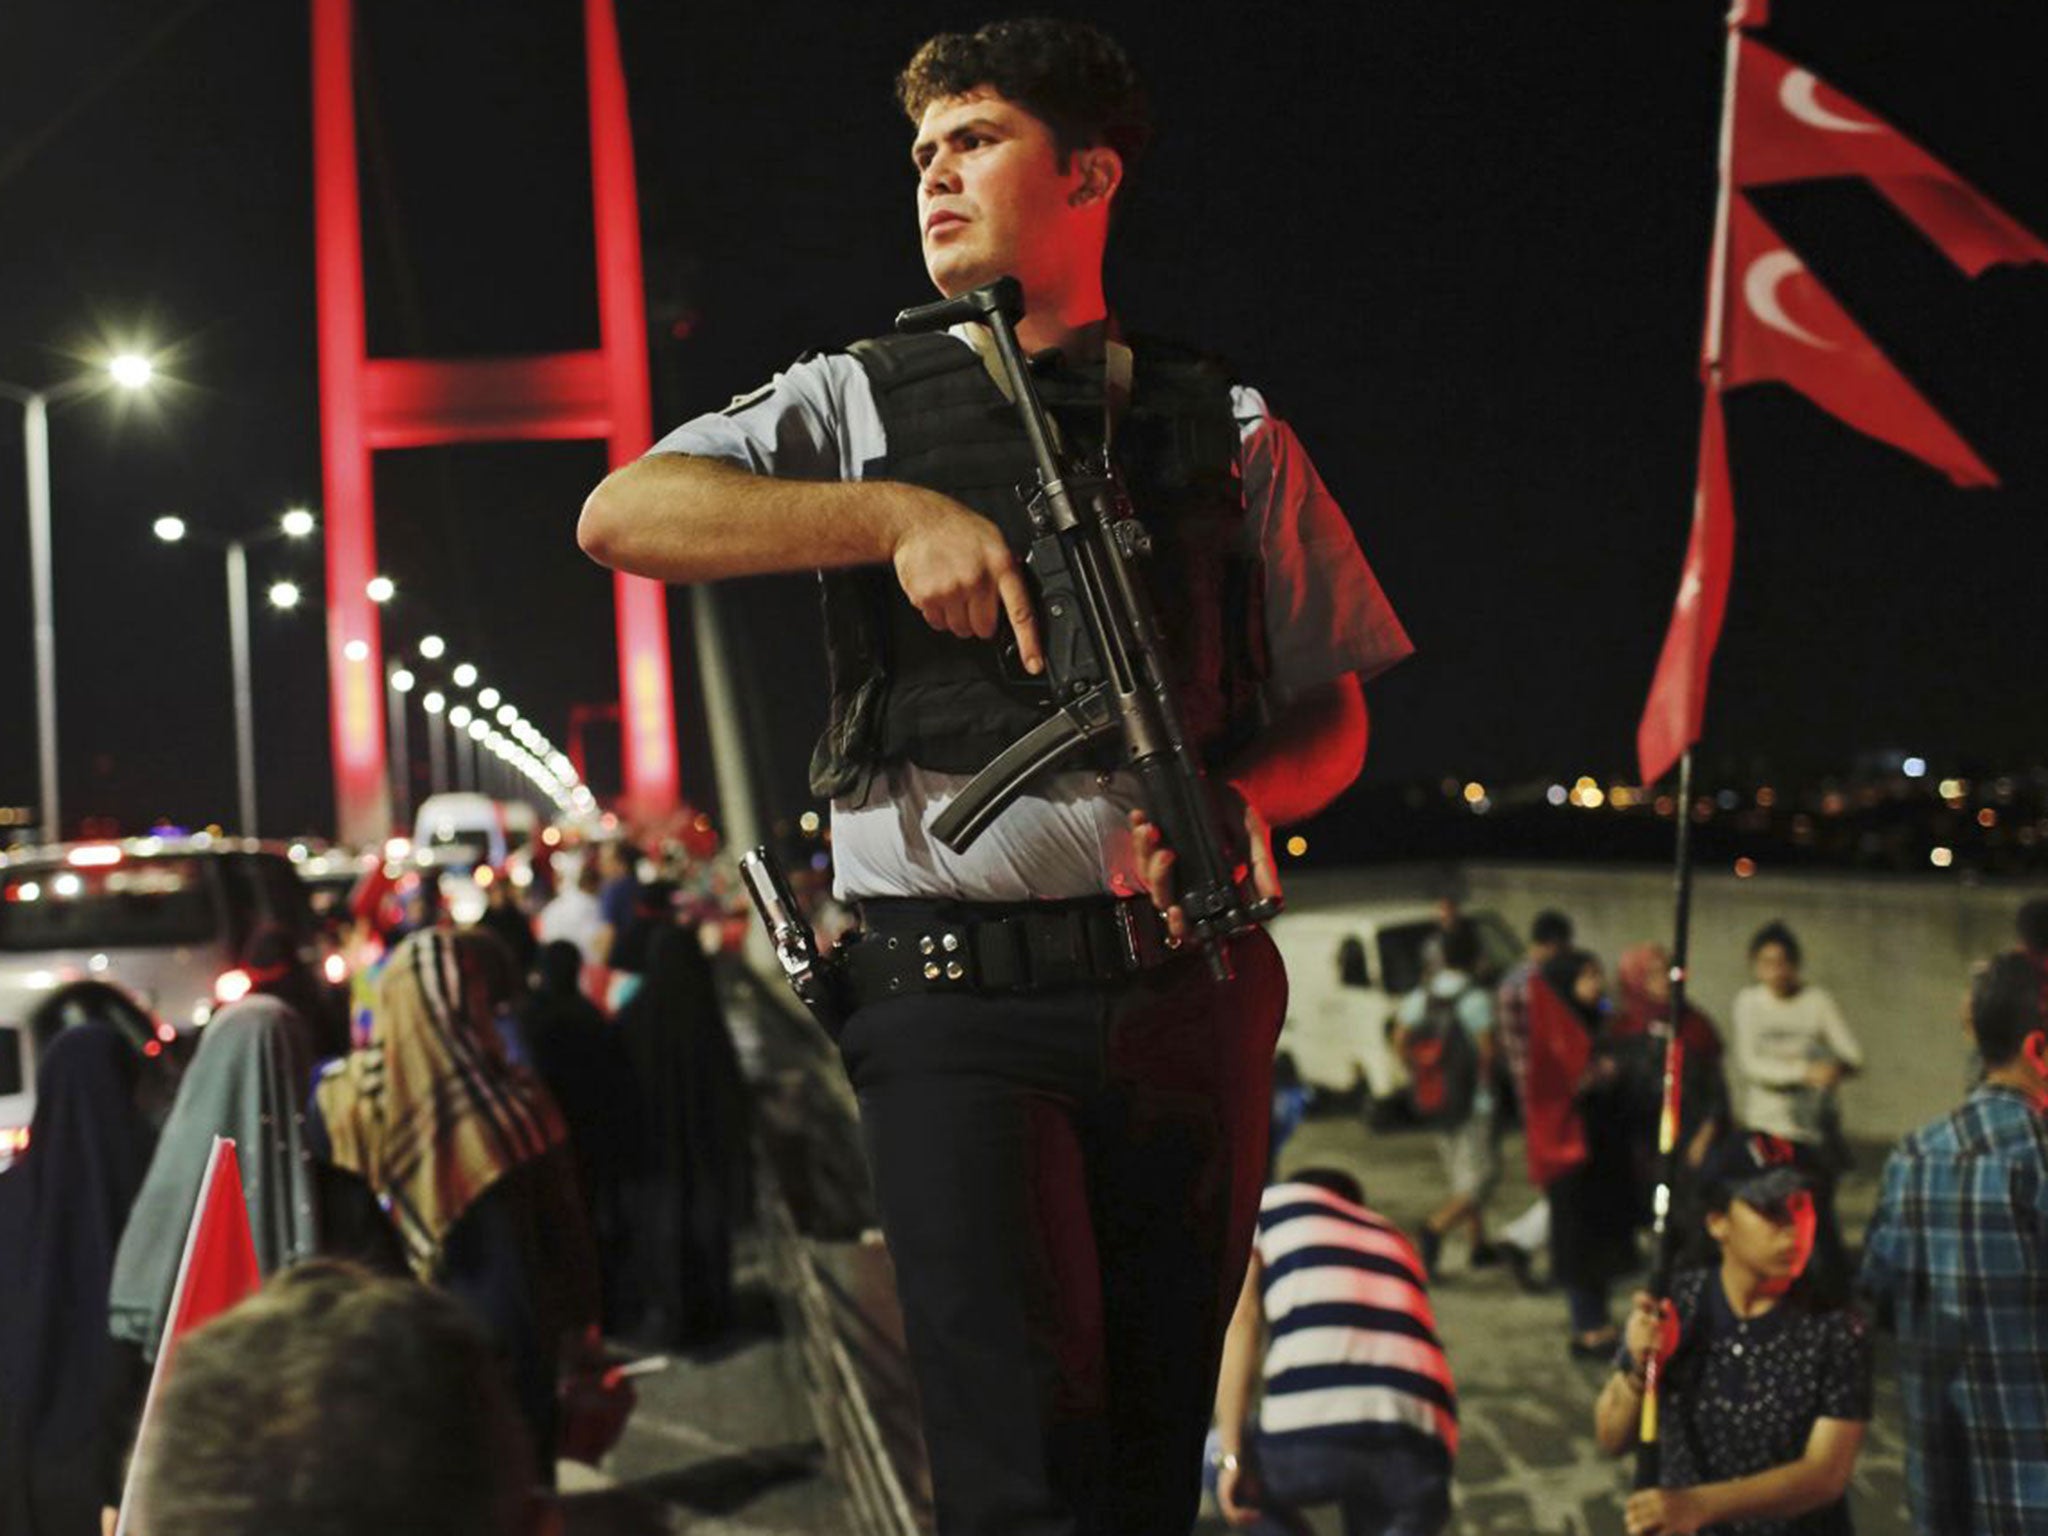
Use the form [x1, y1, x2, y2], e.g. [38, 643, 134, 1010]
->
[1735, 36, 2048, 276]
[1637, 387, 1735, 788]
[115, 1137, 263, 1535]
[1723, 194, 1998, 487]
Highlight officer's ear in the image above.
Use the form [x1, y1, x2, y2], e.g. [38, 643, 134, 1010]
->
[1069, 146, 1122, 209]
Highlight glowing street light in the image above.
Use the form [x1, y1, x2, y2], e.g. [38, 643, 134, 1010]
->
[477, 687, 500, 710]
[3, 349, 159, 838]
[496, 704, 518, 725]
[267, 580, 301, 610]
[422, 691, 445, 714]
[153, 515, 187, 543]
[281, 507, 317, 539]
[365, 574, 395, 604]
[452, 663, 478, 689]
[344, 639, 369, 662]
[449, 704, 473, 728]
[390, 668, 416, 693]
[108, 353, 155, 390]
[419, 634, 446, 660]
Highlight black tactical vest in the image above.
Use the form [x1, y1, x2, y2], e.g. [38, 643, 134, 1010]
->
[807, 330, 1268, 799]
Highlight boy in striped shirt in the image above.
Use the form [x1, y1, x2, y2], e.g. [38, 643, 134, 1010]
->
[1208, 1169, 1457, 1534]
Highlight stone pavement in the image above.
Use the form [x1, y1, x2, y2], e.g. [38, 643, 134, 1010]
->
[1194, 1108, 1915, 1536]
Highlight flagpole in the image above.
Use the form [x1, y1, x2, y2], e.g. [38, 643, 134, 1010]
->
[1637, 0, 1749, 1494]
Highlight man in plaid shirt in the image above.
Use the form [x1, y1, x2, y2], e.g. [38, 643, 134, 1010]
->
[1860, 950, 2048, 1535]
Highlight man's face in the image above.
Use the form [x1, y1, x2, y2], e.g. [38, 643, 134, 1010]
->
[912, 87, 1105, 299]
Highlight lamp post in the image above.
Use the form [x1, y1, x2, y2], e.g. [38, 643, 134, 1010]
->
[422, 690, 448, 795]
[3, 354, 157, 839]
[153, 507, 319, 836]
[386, 665, 415, 829]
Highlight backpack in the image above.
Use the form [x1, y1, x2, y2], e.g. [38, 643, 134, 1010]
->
[1401, 987, 1481, 1129]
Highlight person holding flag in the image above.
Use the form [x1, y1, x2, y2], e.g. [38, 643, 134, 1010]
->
[1594, 1133, 1870, 1536]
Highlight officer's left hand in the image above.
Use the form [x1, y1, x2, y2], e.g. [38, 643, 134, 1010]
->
[1625, 1487, 1705, 1535]
[1128, 784, 1278, 945]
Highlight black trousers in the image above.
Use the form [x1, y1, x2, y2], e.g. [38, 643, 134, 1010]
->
[836, 928, 1286, 1536]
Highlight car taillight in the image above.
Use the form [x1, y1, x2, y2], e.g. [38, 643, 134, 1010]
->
[0, 1125, 30, 1160]
[323, 952, 348, 985]
[213, 968, 253, 1005]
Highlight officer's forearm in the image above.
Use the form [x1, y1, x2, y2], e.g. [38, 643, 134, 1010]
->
[1223, 674, 1368, 827]
[579, 453, 921, 582]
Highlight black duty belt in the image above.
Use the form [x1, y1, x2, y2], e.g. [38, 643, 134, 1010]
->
[840, 895, 1181, 1010]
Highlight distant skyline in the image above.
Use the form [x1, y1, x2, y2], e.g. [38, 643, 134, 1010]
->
[2, 0, 2044, 844]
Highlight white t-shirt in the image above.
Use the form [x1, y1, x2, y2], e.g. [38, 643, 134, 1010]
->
[1730, 982, 1864, 1144]
[648, 329, 1412, 901]
[535, 889, 604, 966]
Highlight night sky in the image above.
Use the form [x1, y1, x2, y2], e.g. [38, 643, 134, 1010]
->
[3, 0, 2044, 847]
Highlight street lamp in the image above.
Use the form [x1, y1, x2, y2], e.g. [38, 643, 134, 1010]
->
[365, 574, 395, 605]
[281, 507, 317, 540]
[385, 664, 415, 829]
[1, 355, 158, 840]
[152, 506, 318, 837]
[419, 634, 445, 661]
[477, 687, 500, 710]
[452, 662, 478, 689]
[421, 690, 448, 794]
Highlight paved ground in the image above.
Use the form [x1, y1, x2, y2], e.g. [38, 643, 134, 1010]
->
[557, 1244, 850, 1535]
[1192, 1109, 1914, 1536]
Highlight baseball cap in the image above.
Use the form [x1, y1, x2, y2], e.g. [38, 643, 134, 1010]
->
[1701, 1132, 1814, 1213]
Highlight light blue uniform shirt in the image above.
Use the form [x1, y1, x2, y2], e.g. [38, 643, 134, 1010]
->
[649, 329, 1412, 901]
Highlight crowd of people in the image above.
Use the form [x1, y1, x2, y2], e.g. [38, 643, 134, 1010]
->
[1217, 898, 2048, 1535]
[0, 839, 752, 1536]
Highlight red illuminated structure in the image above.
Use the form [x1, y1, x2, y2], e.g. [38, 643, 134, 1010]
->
[311, 0, 678, 846]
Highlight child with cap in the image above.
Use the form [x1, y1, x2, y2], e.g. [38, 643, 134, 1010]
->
[1592, 1133, 1873, 1536]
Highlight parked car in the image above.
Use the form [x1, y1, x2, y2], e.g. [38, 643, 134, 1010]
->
[1268, 902, 1521, 1111]
[0, 836, 324, 1036]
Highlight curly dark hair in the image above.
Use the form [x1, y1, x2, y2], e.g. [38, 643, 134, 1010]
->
[896, 17, 1150, 174]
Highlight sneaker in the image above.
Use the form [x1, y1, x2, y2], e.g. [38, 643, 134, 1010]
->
[1418, 1226, 1443, 1282]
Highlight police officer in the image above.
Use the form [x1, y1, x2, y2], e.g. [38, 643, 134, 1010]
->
[580, 19, 1411, 1534]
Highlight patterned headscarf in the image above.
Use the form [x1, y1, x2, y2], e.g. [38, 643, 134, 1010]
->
[314, 928, 564, 1279]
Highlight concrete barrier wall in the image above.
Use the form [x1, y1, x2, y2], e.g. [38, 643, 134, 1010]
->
[1454, 863, 2048, 1144]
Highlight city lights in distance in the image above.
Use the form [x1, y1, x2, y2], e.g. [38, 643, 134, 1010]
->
[365, 575, 395, 604]
[453, 663, 478, 688]
[108, 353, 154, 389]
[419, 635, 446, 660]
[281, 508, 317, 538]
[1285, 834, 1309, 857]
[153, 515, 187, 543]
[1902, 756, 1927, 779]
[267, 580, 301, 610]
[1462, 782, 1486, 805]
[1733, 857, 1757, 879]
[1929, 846, 1954, 869]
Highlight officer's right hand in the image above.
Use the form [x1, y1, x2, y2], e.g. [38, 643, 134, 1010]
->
[889, 491, 1045, 674]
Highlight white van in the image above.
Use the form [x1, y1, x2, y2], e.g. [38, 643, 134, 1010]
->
[412, 795, 542, 926]
[1269, 903, 1521, 1107]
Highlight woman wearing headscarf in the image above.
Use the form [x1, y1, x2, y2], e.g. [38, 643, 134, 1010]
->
[0, 1011, 157, 1536]
[309, 927, 599, 1478]
[100, 994, 405, 1508]
[1526, 948, 1638, 1357]
[615, 922, 750, 1346]
[519, 939, 638, 1328]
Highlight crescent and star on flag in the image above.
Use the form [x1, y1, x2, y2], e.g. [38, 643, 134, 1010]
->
[1635, 10, 2045, 788]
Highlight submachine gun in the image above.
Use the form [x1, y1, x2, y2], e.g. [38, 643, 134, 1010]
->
[896, 275, 1278, 979]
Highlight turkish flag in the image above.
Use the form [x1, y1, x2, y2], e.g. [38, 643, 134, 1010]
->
[114, 1137, 263, 1536]
[1637, 388, 1734, 788]
[1724, 194, 1998, 487]
[1735, 37, 2048, 275]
